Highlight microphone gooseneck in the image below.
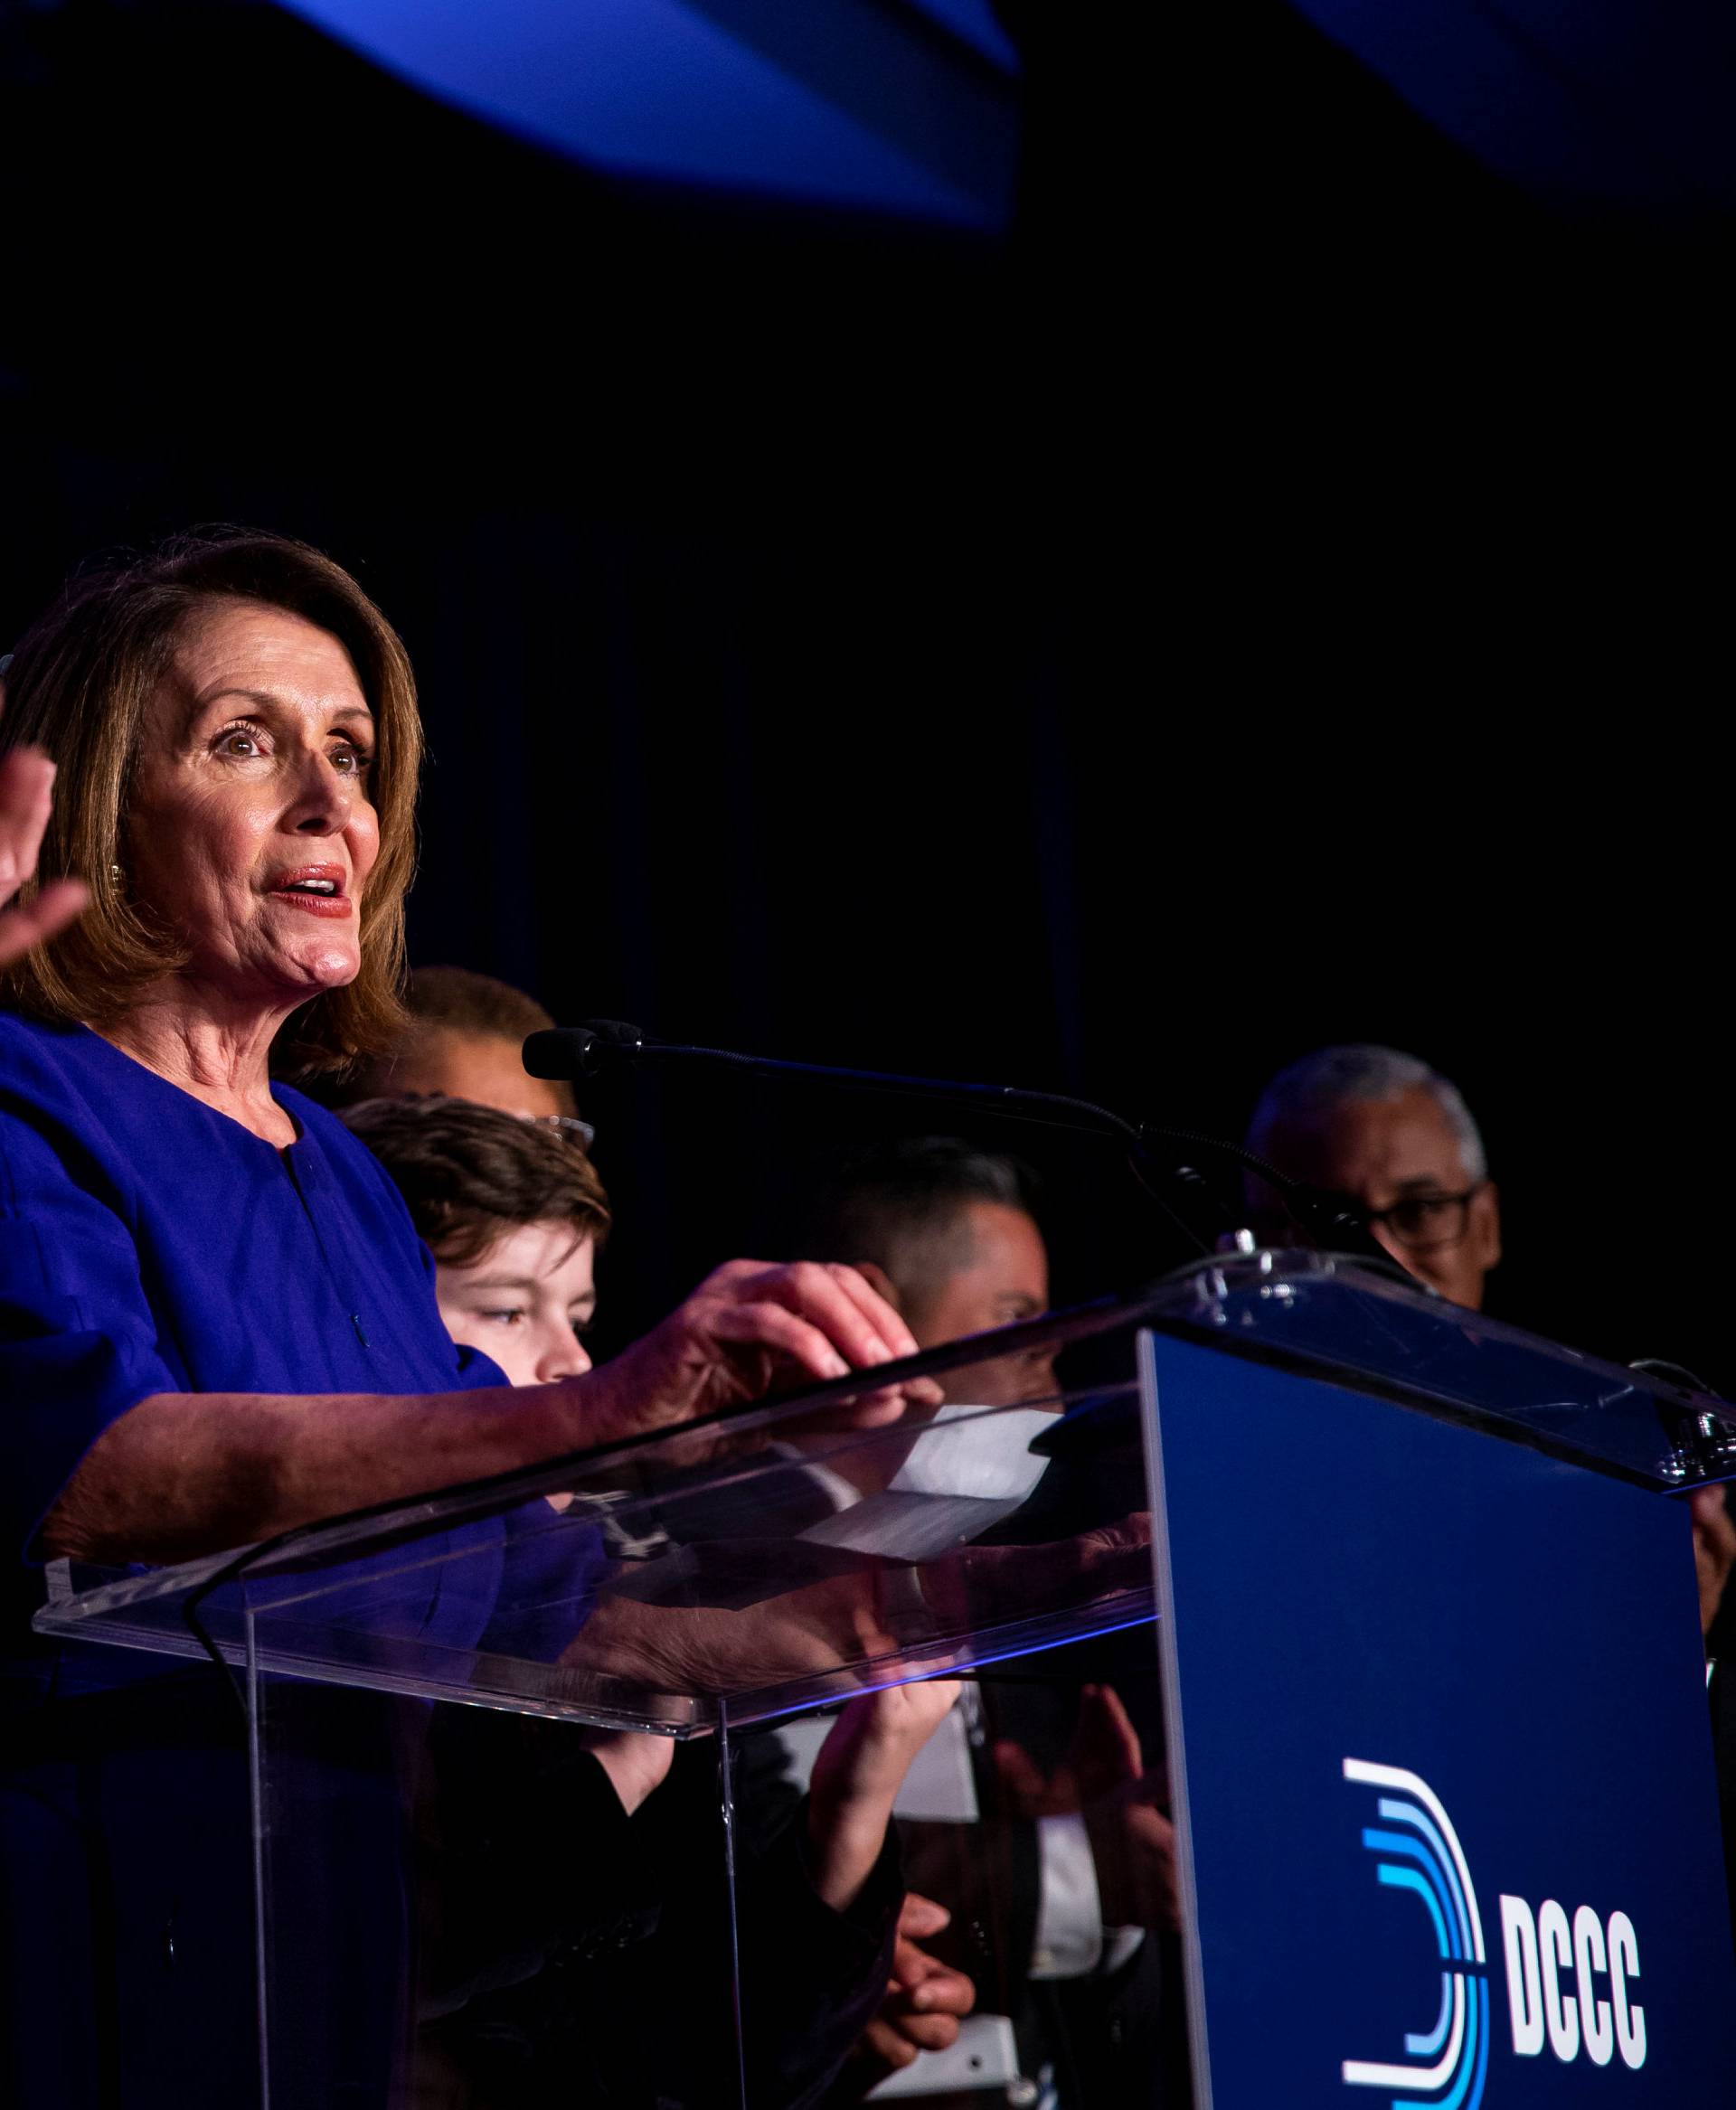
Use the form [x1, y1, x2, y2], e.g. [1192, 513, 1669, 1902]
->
[523, 1021, 1384, 1261]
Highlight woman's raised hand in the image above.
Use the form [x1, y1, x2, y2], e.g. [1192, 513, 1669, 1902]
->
[0, 738, 87, 970]
[578, 1258, 942, 1446]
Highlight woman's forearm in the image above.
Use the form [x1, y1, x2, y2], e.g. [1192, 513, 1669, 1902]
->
[39, 1378, 594, 1563]
[34, 1260, 928, 1566]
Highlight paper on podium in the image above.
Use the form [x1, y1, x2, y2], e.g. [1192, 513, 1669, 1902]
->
[798, 1402, 1061, 1563]
[608, 1402, 1063, 1604]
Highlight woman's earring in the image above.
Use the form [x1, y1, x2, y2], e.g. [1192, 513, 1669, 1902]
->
[109, 864, 124, 883]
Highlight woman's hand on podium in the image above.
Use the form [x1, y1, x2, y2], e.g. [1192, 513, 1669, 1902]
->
[575, 1259, 943, 1450]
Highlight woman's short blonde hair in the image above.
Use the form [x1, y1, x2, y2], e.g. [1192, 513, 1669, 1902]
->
[0, 528, 421, 1071]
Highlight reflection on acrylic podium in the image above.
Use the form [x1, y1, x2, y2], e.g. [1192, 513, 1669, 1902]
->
[35, 1254, 1736, 2106]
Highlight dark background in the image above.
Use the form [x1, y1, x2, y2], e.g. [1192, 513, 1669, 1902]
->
[3, 0, 1731, 1379]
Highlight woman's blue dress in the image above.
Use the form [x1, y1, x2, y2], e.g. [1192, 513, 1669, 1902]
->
[0, 1013, 899, 2110]
[0, 1012, 527, 2105]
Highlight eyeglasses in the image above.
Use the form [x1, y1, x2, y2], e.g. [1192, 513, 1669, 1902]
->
[1363, 1184, 1485, 1254]
[524, 1114, 597, 1151]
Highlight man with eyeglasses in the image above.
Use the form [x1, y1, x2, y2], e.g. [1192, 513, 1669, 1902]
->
[1244, 1043, 1736, 1640]
[1244, 1042, 1500, 1309]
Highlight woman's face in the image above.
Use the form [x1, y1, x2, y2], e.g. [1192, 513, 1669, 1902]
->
[127, 601, 382, 1008]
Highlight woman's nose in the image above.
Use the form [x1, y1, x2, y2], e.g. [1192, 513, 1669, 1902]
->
[535, 1323, 591, 1385]
[286, 749, 354, 834]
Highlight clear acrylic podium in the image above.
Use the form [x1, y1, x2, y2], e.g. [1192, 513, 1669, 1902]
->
[33, 1253, 1736, 2107]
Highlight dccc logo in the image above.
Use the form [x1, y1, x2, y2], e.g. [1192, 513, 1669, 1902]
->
[1341, 1758, 1490, 2110]
[1495, 1897, 1645, 2072]
[1340, 1758, 1646, 2104]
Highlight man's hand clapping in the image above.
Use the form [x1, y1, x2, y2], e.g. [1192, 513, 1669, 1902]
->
[995, 1681, 1180, 1936]
[1690, 1484, 1736, 1639]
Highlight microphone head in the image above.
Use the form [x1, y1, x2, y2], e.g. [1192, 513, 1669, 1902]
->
[522, 1029, 593, 1080]
[522, 1022, 646, 1081]
[584, 1019, 649, 1051]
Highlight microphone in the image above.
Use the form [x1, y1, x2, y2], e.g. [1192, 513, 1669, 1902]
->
[524, 1021, 1382, 1260]
[524, 1020, 650, 1082]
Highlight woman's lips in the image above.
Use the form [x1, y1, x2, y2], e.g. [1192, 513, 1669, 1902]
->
[266, 885, 354, 918]
[265, 864, 352, 917]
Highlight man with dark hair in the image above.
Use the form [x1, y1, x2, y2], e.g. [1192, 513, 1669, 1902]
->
[804, 1137, 1052, 1403]
[335, 963, 580, 1119]
[802, 1138, 1182, 2106]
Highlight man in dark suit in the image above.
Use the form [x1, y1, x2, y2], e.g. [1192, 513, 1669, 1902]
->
[802, 1138, 1189, 2106]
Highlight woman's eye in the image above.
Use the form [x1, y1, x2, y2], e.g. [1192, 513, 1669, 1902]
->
[216, 728, 263, 758]
[483, 1307, 527, 1326]
[330, 744, 373, 776]
[571, 1319, 594, 1343]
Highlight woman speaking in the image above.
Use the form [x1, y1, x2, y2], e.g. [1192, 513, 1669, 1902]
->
[0, 530, 926, 2105]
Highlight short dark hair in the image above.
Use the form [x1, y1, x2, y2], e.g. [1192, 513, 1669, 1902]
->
[400, 965, 557, 1041]
[341, 1095, 609, 1266]
[803, 1135, 1038, 1309]
[333, 965, 576, 1114]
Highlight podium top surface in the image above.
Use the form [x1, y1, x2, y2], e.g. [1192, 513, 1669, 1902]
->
[33, 1254, 1735, 1728]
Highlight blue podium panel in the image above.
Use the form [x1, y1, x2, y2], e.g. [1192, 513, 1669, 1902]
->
[1144, 1332, 1736, 2110]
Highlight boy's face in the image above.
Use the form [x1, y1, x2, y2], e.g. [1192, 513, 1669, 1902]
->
[436, 1220, 598, 1387]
